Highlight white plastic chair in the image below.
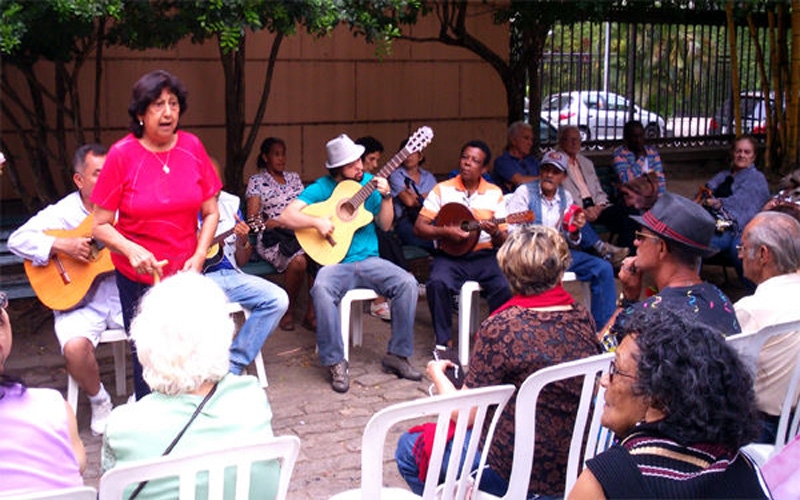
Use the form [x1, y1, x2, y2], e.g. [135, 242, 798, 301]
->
[473, 352, 614, 499]
[339, 288, 379, 361]
[457, 273, 591, 368]
[727, 319, 800, 465]
[9, 486, 97, 500]
[98, 435, 301, 500]
[67, 327, 127, 415]
[330, 384, 516, 500]
[226, 302, 269, 388]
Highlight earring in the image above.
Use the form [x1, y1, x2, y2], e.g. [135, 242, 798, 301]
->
[139, 120, 143, 126]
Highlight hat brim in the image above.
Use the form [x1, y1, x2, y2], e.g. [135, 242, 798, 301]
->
[540, 160, 566, 172]
[630, 214, 719, 258]
[326, 144, 365, 169]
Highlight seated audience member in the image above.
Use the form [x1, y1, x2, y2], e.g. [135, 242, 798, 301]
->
[762, 167, 800, 220]
[558, 125, 636, 252]
[279, 134, 421, 393]
[0, 291, 86, 495]
[389, 138, 437, 250]
[356, 135, 407, 321]
[603, 192, 741, 350]
[506, 151, 618, 328]
[734, 211, 800, 444]
[413, 140, 512, 347]
[7, 143, 120, 435]
[612, 120, 666, 209]
[205, 159, 289, 375]
[569, 308, 767, 499]
[246, 137, 315, 331]
[101, 273, 279, 498]
[492, 120, 540, 193]
[701, 135, 770, 291]
[395, 226, 601, 497]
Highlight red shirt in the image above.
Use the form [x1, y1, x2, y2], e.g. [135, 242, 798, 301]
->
[92, 131, 221, 284]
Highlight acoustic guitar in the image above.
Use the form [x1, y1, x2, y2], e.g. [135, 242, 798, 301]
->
[435, 203, 535, 256]
[296, 126, 434, 265]
[203, 217, 265, 271]
[23, 214, 114, 311]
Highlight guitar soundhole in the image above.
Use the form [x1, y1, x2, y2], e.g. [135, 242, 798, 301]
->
[337, 200, 357, 221]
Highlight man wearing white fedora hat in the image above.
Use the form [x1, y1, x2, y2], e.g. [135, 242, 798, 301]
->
[279, 133, 421, 393]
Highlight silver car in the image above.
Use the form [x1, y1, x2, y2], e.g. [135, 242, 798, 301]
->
[541, 91, 666, 141]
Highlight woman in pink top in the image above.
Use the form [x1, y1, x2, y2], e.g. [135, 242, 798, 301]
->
[92, 70, 221, 400]
[0, 291, 86, 495]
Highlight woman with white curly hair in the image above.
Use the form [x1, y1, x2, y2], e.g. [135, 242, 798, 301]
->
[101, 272, 279, 498]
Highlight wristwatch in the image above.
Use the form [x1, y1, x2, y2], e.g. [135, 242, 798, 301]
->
[381, 191, 392, 200]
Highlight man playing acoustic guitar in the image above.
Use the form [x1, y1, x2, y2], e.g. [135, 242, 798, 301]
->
[413, 140, 512, 348]
[279, 134, 421, 393]
[8, 144, 121, 435]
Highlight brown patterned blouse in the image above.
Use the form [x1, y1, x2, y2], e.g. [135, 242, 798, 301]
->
[465, 303, 601, 497]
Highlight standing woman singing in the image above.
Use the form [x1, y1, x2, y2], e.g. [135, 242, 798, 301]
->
[92, 70, 221, 400]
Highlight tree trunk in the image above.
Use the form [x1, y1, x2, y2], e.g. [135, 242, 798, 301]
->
[726, 2, 742, 137]
[787, 1, 800, 170]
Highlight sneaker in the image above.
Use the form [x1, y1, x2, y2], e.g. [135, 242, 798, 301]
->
[370, 301, 391, 321]
[382, 353, 423, 381]
[329, 360, 350, 393]
[90, 398, 113, 436]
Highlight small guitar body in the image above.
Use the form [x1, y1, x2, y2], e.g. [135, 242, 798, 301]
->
[295, 180, 374, 265]
[295, 126, 434, 266]
[23, 214, 115, 311]
[203, 218, 265, 271]
[435, 203, 535, 256]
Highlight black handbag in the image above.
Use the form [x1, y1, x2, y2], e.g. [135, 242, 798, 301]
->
[261, 228, 301, 257]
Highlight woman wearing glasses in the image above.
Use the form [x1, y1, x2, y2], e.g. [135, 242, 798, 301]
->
[0, 291, 86, 495]
[570, 307, 767, 499]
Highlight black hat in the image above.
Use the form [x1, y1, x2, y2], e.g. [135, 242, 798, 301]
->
[630, 192, 718, 257]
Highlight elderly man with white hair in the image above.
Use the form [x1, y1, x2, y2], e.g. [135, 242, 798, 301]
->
[101, 272, 279, 498]
[734, 211, 800, 443]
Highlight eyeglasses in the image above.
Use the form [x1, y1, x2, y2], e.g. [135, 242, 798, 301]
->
[0, 291, 7, 310]
[608, 359, 635, 383]
[634, 231, 660, 242]
[736, 243, 746, 254]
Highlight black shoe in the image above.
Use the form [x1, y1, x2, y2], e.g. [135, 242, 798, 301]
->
[329, 360, 350, 393]
[381, 353, 422, 381]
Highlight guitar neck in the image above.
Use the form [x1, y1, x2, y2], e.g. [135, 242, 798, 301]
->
[347, 147, 412, 207]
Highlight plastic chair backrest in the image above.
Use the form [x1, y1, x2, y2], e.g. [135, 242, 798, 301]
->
[354, 385, 515, 499]
[10, 486, 97, 500]
[98, 435, 300, 500]
[727, 319, 800, 453]
[498, 352, 614, 499]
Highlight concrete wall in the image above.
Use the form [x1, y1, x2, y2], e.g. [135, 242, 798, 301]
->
[1, 8, 510, 201]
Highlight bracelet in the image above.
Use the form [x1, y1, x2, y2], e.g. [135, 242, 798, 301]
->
[381, 192, 392, 200]
[617, 293, 635, 309]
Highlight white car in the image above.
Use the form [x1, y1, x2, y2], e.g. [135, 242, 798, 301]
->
[540, 91, 666, 141]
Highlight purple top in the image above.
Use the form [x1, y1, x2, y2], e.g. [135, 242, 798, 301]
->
[0, 385, 83, 494]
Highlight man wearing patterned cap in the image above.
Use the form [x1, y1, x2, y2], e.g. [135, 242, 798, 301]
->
[601, 192, 741, 350]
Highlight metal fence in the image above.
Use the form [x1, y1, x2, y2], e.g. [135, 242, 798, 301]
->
[536, 17, 774, 148]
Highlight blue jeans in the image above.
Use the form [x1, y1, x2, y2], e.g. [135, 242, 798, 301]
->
[578, 223, 601, 250]
[395, 429, 518, 497]
[311, 256, 417, 366]
[568, 250, 616, 328]
[115, 271, 152, 400]
[206, 269, 289, 375]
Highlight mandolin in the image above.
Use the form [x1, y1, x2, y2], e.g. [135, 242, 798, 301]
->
[295, 126, 434, 265]
[23, 214, 115, 311]
[435, 203, 535, 256]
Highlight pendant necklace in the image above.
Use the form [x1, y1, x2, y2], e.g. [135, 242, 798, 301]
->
[153, 149, 171, 174]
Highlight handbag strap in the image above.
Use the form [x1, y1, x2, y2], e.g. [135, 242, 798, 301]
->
[129, 381, 220, 499]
